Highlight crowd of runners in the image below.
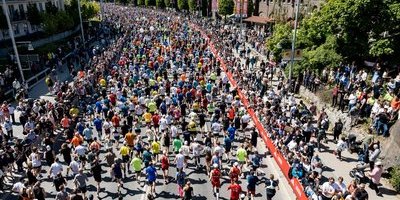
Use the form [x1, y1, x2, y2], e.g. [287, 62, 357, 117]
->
[0, 5, 282, 200]
[0, 3, 391, 200]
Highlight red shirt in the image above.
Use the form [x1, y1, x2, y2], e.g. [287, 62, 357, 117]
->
[161, 155, 169, 169]
[211, 169, 221, 185]
[228, 183, 242, 200]
[152, 114, 160, 125]
[111, 115, 120, 127]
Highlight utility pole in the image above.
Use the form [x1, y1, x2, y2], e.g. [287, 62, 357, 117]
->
[2, 0, 25, 83]
[77, 0, 85, 48]
[239, 0, 243, 41]
[289, 0, 300, 82]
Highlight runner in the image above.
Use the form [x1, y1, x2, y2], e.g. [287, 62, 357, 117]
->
[131, 152, 143, 183]
[160, 150, 170, 184]
[210, 163, 221, 199]
[227, 178, 243, 200]
[145, 161, 157, 198]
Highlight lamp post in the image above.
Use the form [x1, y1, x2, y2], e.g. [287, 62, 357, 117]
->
[2, 0, 25, 83]
[289, 0, 300, 82]
[77, 0, 85, 48]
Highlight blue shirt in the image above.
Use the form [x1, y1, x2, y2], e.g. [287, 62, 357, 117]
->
[247, 175, 259, 190]
[93, 118, 102, 130]
[146, 166, 157, 181]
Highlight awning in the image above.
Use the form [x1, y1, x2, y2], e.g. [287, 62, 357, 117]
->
[243, 16, 274, 24]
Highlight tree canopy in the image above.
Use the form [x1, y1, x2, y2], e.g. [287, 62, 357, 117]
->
[27, 4, 42, 26]
[267, 0, 400, 73]
[178, 0, 189, 10]
[218, 0, 234, 17]
[0, 6, 8, 30]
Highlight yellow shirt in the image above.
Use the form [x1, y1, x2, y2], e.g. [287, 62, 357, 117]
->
[151, 141, 161, 154]
[99, 79, 106, 87]
[120, 145, 130, 156]
[143, 112, 152, 123]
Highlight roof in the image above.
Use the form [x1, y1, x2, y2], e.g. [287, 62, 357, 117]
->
[243, 16, 274, 24]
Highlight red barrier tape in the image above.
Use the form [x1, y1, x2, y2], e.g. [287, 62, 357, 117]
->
[191, 23, 308, 200]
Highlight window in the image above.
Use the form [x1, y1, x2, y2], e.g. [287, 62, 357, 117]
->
[13, 24, 19, 35]
[8, 5, 14, 17]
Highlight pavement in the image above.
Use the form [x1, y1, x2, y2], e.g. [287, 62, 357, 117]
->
[0, 31, 296, 200]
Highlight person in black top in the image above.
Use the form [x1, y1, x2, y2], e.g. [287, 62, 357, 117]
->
[250, 129, 258, 148]
[183, 181, 194, 200]
[59, 143, 72, 165]
[264, 174, 279, 200]
[32, 181, 46, 200]
[53, 172, 67, 192]
[91, 158, 102, 194]
[354, 183, 369, 200]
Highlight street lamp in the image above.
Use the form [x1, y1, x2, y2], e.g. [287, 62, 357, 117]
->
[289, 0, 300, 82]
[2, 0, 25, 83]
[77, 0, 85, 47]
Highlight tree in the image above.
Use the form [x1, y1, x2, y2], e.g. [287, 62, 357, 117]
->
[156, 0, 165, 8]
[27, 4, 42, 26]
[65, 0, 80, 26]
[41, 13, 57, 34]
[164, 0, 171, 7]
[178, 0, 188, 10]
[145, 0, 156, 6]
[116, 0, 129, 4]
[188, 0, 197, 12]
[81, 1, 100, 20]
[138, 0, 145, 6]
[45, 1, 58, 15]
[265, 23, 292, 61]
[247, 0, 254, 17]
[218, 0, 234, 20]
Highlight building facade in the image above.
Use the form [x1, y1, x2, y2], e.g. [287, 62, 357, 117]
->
[0, 0, 65, 40]
[258, 0, 323, 21]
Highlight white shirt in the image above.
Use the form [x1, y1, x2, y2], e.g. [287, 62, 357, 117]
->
[75, 145, 86, 156]
[321, 182, 335, 198]
[8, 106, 15, 114]
[69, 160, 80, 175]
[337, 139, 348, 151]
[170, 125, 178, 138]
[213, 145, 225, 156]
[181, 145, 190, 156]
[211, 122, 221, 133]
[175, 153, 185, 169]
[50, 162, 63, 177]
[191, 142, 203, 156]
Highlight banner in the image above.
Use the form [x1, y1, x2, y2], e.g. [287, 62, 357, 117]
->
[189, 23, 308, 200]
[235, 0, 248, 17]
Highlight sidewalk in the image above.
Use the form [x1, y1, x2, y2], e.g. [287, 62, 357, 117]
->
[238, 42, 400, 199]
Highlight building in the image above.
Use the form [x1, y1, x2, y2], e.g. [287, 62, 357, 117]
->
[258, 0, 323, 21]
[0, 0, 65, 40]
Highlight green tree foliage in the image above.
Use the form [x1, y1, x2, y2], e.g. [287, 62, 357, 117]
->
[116, 0, 129, 4]
[218, 0, 235, 16]
[0, 7, 8, 30]
[247, 0, 254, 17]
[65, 0, 80, 25]
[188, 0, 197, 12]
[81, 1, 100, 20]
[156, 0, 165, 8]
[138, 0, 145, 6]
[145, 0, 156, 6]
[27, 4, 42, 26]
[164, 0, 171, 7]
[45, 1, 58, 15]
[178, 0, 188, 10]
[266, 23, 292, 61]
[41, 13, 58, 34]
[267, 0, 400, 72]
[218, 0, 234, 17]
